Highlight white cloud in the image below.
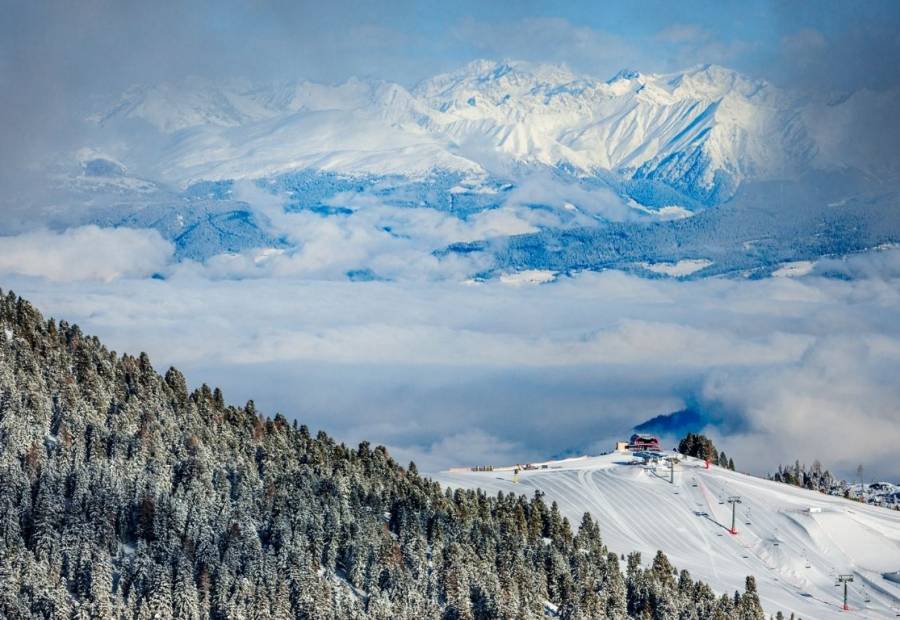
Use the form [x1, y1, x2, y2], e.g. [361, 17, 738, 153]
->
[450, 17, 634, 78]
[656, 24, 712, 45]
[6, 249, 900, 480]
[390, 429, 525, 473]
[0, 225, 172, 281]
[699, 334, 900, 479]
[211, 180, 582, 282]
[502, 171, 635, 222]
[781, 28, 827, 55]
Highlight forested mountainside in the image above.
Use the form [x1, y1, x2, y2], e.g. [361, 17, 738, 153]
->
[0, 289, 766, 619]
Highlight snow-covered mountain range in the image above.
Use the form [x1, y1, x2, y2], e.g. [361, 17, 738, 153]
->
[29, 60, 899, 280]
[88, 60, 892, 203]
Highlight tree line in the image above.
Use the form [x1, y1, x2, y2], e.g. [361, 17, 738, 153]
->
[0, 290, 767, 619]
[677, 433, 735, 471]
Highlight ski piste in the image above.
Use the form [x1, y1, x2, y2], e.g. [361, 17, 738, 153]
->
[437, 451, 900, 619]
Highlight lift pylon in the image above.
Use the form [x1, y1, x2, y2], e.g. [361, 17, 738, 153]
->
[726, 496, 742, 534]
[836, 574, 854, 611]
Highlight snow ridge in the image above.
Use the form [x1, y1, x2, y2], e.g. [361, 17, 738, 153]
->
[88, 60, 881, 202]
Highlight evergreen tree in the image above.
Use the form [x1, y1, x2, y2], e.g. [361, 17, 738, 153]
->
[0, 290, 778, 620]
[736, 576, 765, 620]
[677, 433, 736, 470]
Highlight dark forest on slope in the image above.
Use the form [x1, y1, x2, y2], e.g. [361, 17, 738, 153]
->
[0, 290, 767, 619]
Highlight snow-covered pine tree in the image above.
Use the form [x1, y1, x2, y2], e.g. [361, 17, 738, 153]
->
[0, 290, 776, 619]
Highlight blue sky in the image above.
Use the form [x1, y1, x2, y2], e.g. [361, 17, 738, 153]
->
[4, 0, 900, 89]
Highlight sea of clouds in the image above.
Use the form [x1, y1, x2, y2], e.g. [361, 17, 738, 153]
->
[1, 213, 899, 481]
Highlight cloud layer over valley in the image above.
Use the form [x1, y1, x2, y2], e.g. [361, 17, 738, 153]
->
[2, 0, 899, 489]
[5, 247, 900, 480]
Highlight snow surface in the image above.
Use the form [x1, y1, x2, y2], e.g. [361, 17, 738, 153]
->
[498, 269, 557, 285]
[653, 205, 695, 221]
[435, 453, 900, 619]
[87, 60, 876, 203]
[772, 261, 815, 278]
[641, 259, 713, 277]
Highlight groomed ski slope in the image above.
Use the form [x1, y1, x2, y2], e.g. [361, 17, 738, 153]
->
[434, 453, 900, 619]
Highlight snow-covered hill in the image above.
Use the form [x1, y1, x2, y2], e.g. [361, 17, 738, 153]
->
[89, 60, 884, 203]
[435, 452, 900, 619]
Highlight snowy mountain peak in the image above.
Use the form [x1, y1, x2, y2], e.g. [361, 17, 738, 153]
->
[414, 59, 579, 104]
[665, 63, 772, 101]
[607, 68, 642, 83]
[85, 60, 880, 202]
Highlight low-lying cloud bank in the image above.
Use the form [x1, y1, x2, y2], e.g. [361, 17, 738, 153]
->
[5, 246, 900, 480]
[197, 179, 624, 282]
[0, 226, 172, 281]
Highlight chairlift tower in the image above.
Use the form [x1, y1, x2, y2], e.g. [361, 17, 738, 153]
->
[836, 574, 854, 611]
[727, 496, 742, 534]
